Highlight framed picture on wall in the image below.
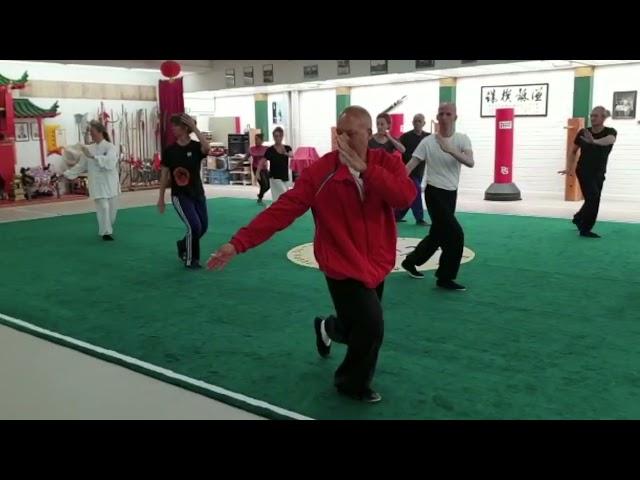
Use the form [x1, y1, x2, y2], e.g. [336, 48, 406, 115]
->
[29, 123, 40, 141]
[243, 66, 254, 86]
[337, 60, 350, 76]
[481, 83, 549, 117]
[416, 60, 435, 69]
[370, 60, 388, 75]
[225, 68, 235, 88]
[15, 122, 29, 142]
[263, 64, 274, 83]
[612, 91, 637, 119]
[303, 64, 319, 80]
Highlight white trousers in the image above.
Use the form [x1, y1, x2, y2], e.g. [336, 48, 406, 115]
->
[95, 197, 118, 236]
[269, 179, 289, 202]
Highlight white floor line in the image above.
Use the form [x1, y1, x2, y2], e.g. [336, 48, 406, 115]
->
[0, 312, 313, 421]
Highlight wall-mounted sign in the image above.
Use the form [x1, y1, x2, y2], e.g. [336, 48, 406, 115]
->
[243, 66, 254, 86]
[481, 83, 549, 117]
[337, 60, 350, 76]
[303, 64, 318, 80]
[225, 68, 235, 88]
[612, 91, 636, 119]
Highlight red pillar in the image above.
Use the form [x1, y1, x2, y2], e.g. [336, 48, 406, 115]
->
[37, 118, 45, 167]
[389, 113, 404, 138]
[484, 108, 521, 201]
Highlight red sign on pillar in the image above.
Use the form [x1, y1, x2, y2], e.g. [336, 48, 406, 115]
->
[494, 108, 514, 184]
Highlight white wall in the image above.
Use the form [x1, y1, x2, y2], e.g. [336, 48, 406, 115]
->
[456, 70, 574, 196]
[184, 97, 214, 114]
[212, 95, 255, 132]
[185, 95, 255, 134]
[350, 80, 440, 132]
[298, 88, 336, 155]
[592, 64, 640, 200]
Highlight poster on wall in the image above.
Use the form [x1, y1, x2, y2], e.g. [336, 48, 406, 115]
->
[15, 122, 29, 142]
[612, 91, 636, 119]
[225, 68, 235, 88]
[337, 60, 350, 76]
[303, 64, 319, 80]
[370, 60, 388, 75]
[243, 66, 254, 86]
[29, 123, 40, 141]
[263, 64, 274, 83]
[272, 101, 284, 124]
[268, 94, 290, 143]
[481, 83, 549, 117]
[416, 60, 435, 69]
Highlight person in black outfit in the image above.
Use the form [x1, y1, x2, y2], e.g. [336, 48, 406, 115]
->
[396, 113, 430, 226]
[263, 126, 293, 202]
[368, 112, 406, 155]
[157, 114, 210, 268]
[560, 106, 617, 238]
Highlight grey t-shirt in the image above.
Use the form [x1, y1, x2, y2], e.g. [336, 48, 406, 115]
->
[412, 133, 472, 191]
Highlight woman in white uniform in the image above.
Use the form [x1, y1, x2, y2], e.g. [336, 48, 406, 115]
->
[64, 120, 120, 240]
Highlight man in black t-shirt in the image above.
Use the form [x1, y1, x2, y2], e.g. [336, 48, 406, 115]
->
[395, 113, 430, 226]
[158, 114, 210, 268]
[560, 106, 617, 238]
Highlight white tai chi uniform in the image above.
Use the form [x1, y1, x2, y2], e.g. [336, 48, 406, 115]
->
[64, 140, 120, 236]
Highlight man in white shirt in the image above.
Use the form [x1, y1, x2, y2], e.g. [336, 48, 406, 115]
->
[401, 103, 474, 291]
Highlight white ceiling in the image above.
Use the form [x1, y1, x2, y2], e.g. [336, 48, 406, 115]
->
[33, 59, 215, 73]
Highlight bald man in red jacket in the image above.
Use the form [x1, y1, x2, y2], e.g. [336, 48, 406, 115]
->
[208, 106, 416, 403]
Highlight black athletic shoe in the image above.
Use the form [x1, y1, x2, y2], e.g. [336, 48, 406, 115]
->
[396, 218, 407, 223]
[361, 390, 382, 403]
[314, 317, 331, 358]
[437, 279, 466, 291]
[401, 259, 424, 279]
[416, 220, 430, 226]
[257, 198, 264, 206]
[580, 231, 601, 238]
[185, 261, 202, 269]
[102, 234, 114, 241]
[337, 387, 382, 403]
[572, 217, 583, 231]
[177, 240, 186, 261]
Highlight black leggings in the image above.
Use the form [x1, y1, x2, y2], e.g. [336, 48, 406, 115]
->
[256, 170, 270, 200]
[406, 184, 464, 280]
[574, 167, 605, 233]
[323, 277, 385, 395]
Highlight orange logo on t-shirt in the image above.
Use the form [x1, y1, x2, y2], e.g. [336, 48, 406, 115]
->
[174, 167, 190, 187]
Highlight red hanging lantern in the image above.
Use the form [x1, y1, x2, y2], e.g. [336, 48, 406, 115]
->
[160, 60, 181, 80]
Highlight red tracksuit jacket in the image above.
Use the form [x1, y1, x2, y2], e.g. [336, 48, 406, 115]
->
[229, 148, 416, 288]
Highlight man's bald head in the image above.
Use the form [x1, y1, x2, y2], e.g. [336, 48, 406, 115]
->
[336, 105, 373, 158]
[412, 113, 426, 132]
[437, 102, 458, 133]
[438, 103, 457, 114]
[338, 106, 373, 129]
